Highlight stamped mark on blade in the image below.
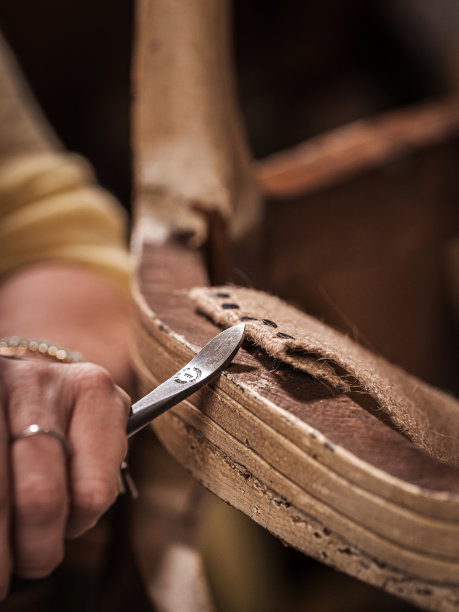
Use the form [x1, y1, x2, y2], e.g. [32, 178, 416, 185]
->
[174, 366, 202, 384]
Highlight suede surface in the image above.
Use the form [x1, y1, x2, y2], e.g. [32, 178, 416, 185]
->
[191, 285, 459, 467]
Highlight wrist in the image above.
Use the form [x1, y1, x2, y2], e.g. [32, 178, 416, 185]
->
[0, 336, 84, 363]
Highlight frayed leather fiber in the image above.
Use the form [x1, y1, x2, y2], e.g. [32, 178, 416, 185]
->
[190, 285, 459, 466]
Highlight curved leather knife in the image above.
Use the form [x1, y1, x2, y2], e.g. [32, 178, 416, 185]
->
[127, 323, 245, 437]
[120, 324, 245, 496]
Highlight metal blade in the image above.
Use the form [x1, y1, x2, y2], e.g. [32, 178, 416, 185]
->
[127, 323, 245, 437]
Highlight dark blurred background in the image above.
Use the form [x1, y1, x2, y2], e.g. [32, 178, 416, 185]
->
[0, 0, 456, 208]
[0, 0, 134, 207]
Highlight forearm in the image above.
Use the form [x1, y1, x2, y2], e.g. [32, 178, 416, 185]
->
[0, 34, 132, 388]
[0, 32, 133, 390]
[0, 262, 133, 392]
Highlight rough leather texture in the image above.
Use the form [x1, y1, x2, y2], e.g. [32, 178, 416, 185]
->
[190, 285, 459, 467]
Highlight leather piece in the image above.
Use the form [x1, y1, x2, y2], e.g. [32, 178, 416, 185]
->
[190, 285, 459, 467]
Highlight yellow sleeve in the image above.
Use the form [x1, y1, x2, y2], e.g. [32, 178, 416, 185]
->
[0, 151, 130, 294]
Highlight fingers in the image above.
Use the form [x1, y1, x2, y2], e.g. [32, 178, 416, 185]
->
[65, 364, 130, 538]
[1, 358, 130, 584]
[0, 401, 11, 599]
[7, 361, 69, 579]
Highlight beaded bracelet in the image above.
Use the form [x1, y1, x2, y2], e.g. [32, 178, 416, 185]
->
[0, 336, 84, 363]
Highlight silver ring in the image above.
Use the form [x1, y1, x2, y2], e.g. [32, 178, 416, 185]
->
[11, 424, 70, 458]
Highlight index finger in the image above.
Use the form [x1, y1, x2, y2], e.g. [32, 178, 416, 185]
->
[65, 365, 130, 538]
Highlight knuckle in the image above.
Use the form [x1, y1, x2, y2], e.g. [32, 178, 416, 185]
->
[72, 363, 114, 393]
[15, 475, 65, 525]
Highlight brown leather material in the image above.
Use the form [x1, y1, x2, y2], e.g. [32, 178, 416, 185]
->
[130, 239, 459, 612]
[191, 285, 459, 467]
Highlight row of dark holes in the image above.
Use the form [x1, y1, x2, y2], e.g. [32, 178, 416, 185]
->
[212, 292, 296, 340]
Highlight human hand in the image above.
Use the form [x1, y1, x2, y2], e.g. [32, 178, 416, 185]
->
[0, 356, 130, 598]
